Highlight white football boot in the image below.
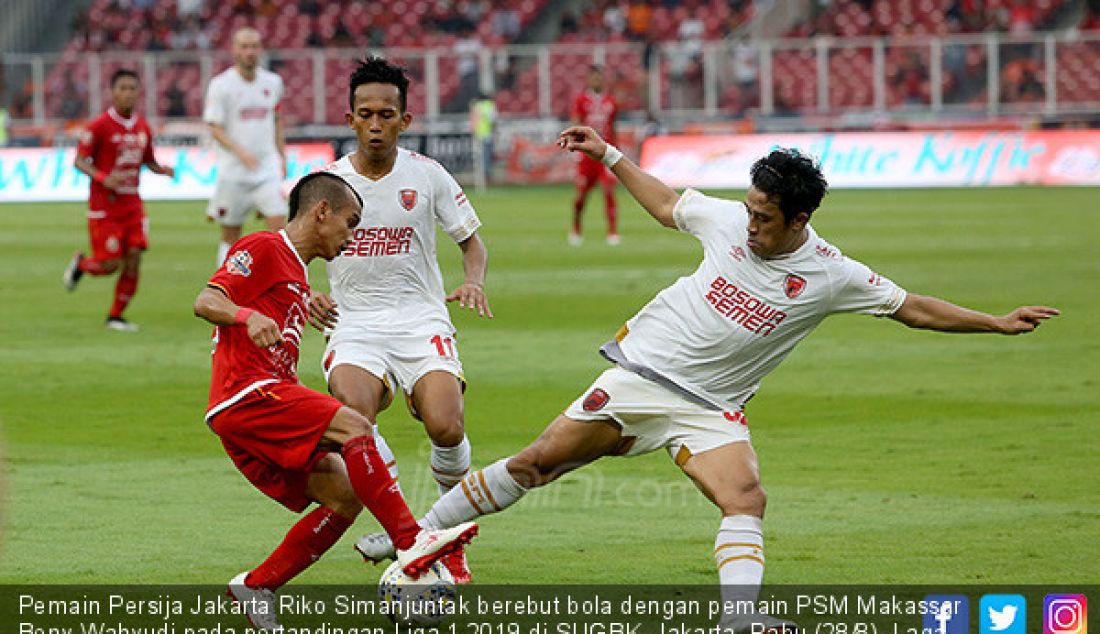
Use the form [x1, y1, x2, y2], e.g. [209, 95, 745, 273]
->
[396, 522, 478, 578]
[354, 531, 396, 564]
[227, 572, 283, 632]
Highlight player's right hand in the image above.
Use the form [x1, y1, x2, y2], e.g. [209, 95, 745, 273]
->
[102, 172, 123, 191]
[245, 312, 283, 348]
[239, 149, 261, 171]
[308, 291, 340, 332]
[558, 126, 607, 162]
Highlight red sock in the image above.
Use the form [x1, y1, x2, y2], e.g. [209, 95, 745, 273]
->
[79, 257, 113, 276]
[604, 189, 618, 235]
[341, 435, 420, 550]
[245, 506, 352, 591]
[572, 196, 585, 234]
[109, 271, 139, 319]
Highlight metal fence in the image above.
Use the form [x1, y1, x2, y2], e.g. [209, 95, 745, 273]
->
[2, 30, 1098, 128]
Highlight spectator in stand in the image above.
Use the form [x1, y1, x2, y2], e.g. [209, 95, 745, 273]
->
[894, 51, 929, 105]
[11, 81, 33, 119]
[493, 7, 521, 40]
[166, 83, 188, 117]
[178, 0, 203, 17]
[561, 8, 579, 34]
[331, 22, 355, 47]
[604, 3, 627, 36]
[257, 0, 279, 18]
[59, 72, 88, 120]
[626, 0, 653, 40]
[1007, 0, 1037, 34]
[1018, 67, 1045, 101]
[299, 0, 321, 16]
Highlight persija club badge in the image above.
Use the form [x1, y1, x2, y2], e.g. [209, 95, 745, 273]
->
[399, 189, 418, 211]
[226, 251, 253, 277]
[784, 274, 806, 298]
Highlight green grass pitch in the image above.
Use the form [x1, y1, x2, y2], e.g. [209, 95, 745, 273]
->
[0, 185, 1096, 585]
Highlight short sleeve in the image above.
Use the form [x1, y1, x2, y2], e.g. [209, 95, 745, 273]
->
[672, 188, 747, 238]
[202, 78, 225, 126]
[207, 236, 279, 307]
[571, 94, 584, 121]
[432, 164, 482, 243]
[75, 121, 98, 161]
[831, 257, 908, 317]
[141, 121, 156, 165]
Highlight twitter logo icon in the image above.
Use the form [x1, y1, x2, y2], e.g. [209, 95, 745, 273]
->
[982, 595, 1027, 634]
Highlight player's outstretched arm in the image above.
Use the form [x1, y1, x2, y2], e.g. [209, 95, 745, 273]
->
[890, 293, 1059, 334]
[446, 233, 493, 318]
[307, 290, 339, 331]
[208, 122, 260, 171]
[194, 286, 283, 347]
[558, 125, 679, 228]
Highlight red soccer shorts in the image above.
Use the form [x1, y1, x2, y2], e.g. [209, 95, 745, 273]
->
[88, 205, 148, 261]
[209, 382, 345, 512]
[576, 155, 616, 189]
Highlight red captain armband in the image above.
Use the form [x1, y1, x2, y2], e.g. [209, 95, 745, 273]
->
[234, 308, 255, 325]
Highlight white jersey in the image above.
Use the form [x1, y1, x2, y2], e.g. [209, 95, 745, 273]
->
[202, 67, 283, 184]
[614, 189, 907, 411]
[325, 149, 481, 335]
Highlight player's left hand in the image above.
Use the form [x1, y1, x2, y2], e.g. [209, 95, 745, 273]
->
[308, 291, 340, 331]
[557, 125, 607, 162]
[997, 305, 1060, 334]
[447, 282, 493, 318]
[157, 165, 176, 178]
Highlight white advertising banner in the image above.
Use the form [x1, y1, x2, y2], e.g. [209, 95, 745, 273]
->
[0, 143, 335, 203]
[640, 131, 1100, 188]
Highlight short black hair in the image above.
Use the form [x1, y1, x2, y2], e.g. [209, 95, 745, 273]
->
[287, 172, 362, 221]
[110, 69, 139, 87]
[348, 56, 410, 113]
[749, 148, 828, 222]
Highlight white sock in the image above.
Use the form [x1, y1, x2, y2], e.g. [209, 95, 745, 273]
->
[217, 241, 231, 266]
[715, 515, 765, 623]
[373, 428, 401, 492]
[421, 458, 526, 529]
[430, 435, 471, 495]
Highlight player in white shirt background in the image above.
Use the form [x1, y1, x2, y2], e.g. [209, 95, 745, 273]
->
[203, 27, 288, 265]
[355, 125, 1059, 631]
[307, 57, 491, 584]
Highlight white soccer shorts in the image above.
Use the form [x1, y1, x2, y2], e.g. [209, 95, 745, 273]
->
[322, 324, 465, 412]
[564, 366, 751, 465]
[206, 178, 286, 226]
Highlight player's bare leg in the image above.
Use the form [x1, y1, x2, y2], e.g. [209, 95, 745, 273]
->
[64, 252, 120, 291]
[571, 179, 594, 246]
[328, 364, 399, 481]
[218, 224, 243, 265]
[602, 178, 619, 245]
[359, 415, 622, 578]
[410, 370, 473, 581]
[681, 442, 797, 634]
[410, 371, 469, 491]
[105, 248, 141, 331]
[325, 406, 477, 576]
[263, 214, 287, 232]
[228, 454, 363, 631]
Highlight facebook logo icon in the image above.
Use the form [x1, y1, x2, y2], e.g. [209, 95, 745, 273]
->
[925, 595, 970, 634]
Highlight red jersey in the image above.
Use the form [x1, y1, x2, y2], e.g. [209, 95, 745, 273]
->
[204, 230, 311, 421]
[572, 90, 617, 144]
[76, 107, 156, 212]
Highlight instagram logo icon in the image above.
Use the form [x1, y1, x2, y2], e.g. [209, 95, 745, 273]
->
[1045, 595, 1088, 634]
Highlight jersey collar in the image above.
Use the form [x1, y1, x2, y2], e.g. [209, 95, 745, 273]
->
[107, 107, 137, 130]
[278, 229, 309, 278]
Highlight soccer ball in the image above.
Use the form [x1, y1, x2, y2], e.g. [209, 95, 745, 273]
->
[377, 560, 457, 626]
